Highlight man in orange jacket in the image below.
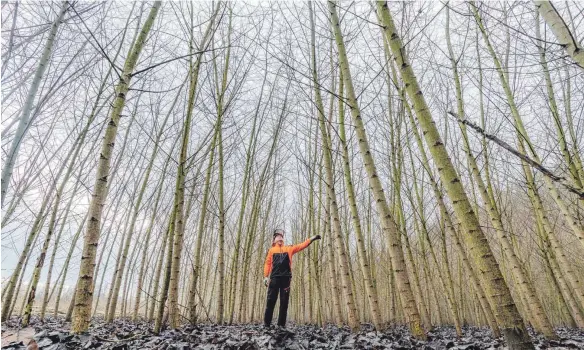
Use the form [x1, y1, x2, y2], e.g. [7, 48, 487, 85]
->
[263, 229, 321, 328]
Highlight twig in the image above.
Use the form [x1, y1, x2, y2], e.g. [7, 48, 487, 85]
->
[69, 3, 123, 79]
[448, 111, 584, 199]
[130, 47, 230, 77]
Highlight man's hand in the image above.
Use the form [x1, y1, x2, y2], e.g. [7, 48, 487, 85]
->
[263, 277, 270, 287]
[309, 235, 321, 242]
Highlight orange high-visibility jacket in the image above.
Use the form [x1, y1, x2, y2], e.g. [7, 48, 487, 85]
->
[263, 239, 311, 278]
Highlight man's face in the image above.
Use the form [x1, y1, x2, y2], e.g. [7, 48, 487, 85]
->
[274, 234, 284, 246]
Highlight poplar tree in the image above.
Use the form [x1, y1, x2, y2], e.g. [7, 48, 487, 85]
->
[376, 1, 533, 348]
[71, 2, 162, 333]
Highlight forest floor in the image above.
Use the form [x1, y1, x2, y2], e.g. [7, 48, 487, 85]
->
[2, 316, 583, 349]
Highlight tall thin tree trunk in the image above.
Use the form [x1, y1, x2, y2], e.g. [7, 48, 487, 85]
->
[188, 140, 217, 323]
[390, 111, 432, 330]
[446, 6, 556, 339]
[23, 174, 83, 325]
[337, 69, 383, 330]
[328, 1, 425, 338]
[225, 42, 268, 323]
[167, 5, 219, 328]
[2, 184, 58, 320]
[132, 150, 173, 320]
[407, 152, 462, 336]
[54, 213, 88, 316]
[377, 2, 532, 347]
[213, 7, 232, 324]
[323, 198, 343, 326]
[71, 2, 161, 333]
[310, 2, 359, 331]
[154, 197, 178, 333]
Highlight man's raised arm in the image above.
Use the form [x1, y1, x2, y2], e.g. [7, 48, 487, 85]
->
[291, 235, 321, 254]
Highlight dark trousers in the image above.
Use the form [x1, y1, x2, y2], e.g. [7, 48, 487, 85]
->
[264, 276, 291, 327]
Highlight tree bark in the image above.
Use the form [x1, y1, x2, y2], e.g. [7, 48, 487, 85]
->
[378, 2, 532, 347]
[71, 2, 161, 333]
[328, 0, 426, 339]
[535, 0, 584, 69]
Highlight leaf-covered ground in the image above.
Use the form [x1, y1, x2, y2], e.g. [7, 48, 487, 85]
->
[2, 316, 583, 349]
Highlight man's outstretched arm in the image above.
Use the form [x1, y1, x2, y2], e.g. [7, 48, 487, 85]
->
[291, 235, 321, 254]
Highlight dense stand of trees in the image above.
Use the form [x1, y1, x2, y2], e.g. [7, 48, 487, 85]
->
[2, 1, 583, 349]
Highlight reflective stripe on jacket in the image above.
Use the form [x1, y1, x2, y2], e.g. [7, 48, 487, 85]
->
[263, 239, 311, 278]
